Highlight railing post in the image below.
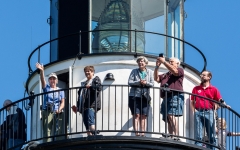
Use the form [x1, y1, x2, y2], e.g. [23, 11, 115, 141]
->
[63, 89, 67, 140]
[163, 83, 170, 137]
[29, 68, 32, 76]
[164, 90, 168, 136]
[94, 88, 97, 135]
[135, 29, 137, 53]
[38, 46, 40, 63]
[220, 99, 224, 149]
[26, 91, 35, 110]
[37, 47, 41, 74]
[79, 30, 82, 55]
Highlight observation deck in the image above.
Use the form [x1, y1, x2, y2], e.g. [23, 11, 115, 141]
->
[0, 1, 238, 150]
[0, 30, 239, 150]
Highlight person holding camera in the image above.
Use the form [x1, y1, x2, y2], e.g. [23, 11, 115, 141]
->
[71, 66, 102, 136]
[36, 62, 65, 142]
[154, 55, 184, 140]
[128, 56, 154, 137]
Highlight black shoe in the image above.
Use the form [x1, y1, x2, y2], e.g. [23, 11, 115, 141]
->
[173, 137, 181, 141]
[162, 133, 171, 138]
[91, 130, 100, 135]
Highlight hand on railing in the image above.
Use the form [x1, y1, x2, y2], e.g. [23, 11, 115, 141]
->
[220, 98, 231, 109]
[224, 104, 231, 109]
[71, 105, 78, 114]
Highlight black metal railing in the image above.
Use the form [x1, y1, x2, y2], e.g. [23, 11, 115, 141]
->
[0, 86, 239, 149]
[27, 29, 207, 76]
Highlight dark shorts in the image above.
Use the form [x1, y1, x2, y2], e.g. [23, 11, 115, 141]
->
[128, 96, 150, 116]
[160, 94, 184, 122]
[82, 108, 95, 130]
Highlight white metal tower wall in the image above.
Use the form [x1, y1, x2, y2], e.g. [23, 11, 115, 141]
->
[28, 55, 200, 142]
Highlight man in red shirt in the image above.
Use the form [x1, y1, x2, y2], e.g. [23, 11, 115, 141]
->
[191, 70, 221, 149]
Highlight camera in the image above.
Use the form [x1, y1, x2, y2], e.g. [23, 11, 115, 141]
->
[159, 53, 164, 57]
[46, 102, 54, 112]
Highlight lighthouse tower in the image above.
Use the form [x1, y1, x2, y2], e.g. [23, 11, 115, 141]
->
[26, 0, 204, 149]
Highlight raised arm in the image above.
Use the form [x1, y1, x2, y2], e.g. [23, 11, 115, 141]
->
[157, 57, 179, 76]
[36, 62, 46, 88]
[154, 59, 161, 82]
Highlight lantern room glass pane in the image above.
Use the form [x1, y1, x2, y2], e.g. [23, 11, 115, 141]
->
[91, 0, 131, 53]
[167, 0, 183, 60]
[91, 0, 183, 59]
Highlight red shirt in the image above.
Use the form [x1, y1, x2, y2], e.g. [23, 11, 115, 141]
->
[191, 84, 222, 110]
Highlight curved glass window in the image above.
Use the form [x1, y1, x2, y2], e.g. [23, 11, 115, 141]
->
[91, 0, 165, 55]
[49, 0, 184, 61]
[91, 0, 184, 60]
[167, 0, 183, 60]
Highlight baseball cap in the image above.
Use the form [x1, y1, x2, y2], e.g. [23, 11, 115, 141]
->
[48, 73, 58, 79]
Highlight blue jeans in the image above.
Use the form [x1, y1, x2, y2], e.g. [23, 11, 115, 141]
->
[194, 109, 215, 149]
[8, 139, 24, 150]
[160, 94, 184, 122]
[83, 108, 95, 130]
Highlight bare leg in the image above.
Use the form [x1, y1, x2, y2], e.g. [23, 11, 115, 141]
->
[87, 125, 95, 136]
[140, 115, 147, 136]
[87, 131, 92, 135]
[167, 115, 174, 137]
[175, 117, 179, 136]
[133, 114, 140, 136]
[167, 115, 179, 137]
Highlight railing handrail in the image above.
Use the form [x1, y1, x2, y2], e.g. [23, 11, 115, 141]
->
[0, 85, 239, 149]
[27, 29, 207, 74]
[1, 85, 239, 117]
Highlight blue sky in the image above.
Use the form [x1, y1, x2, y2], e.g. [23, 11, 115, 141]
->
[0, 1, 49, 106]
[0, 0, 239, 116]
[184, 1, 240, 114]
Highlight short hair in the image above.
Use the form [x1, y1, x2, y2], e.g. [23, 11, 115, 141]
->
[218, 118, 227, 129]
[84, 66, 95, 73]
[136, 56, 148, 64]
[202, 70, 212, 80]
[3, 99, 12, 107]
[169, 57, 181, 66]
